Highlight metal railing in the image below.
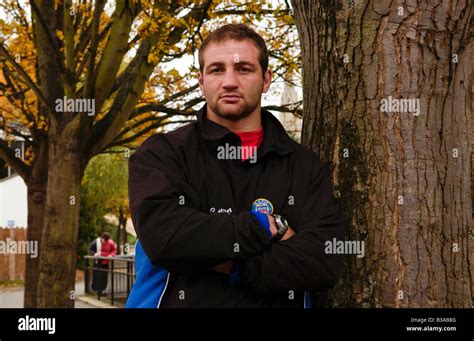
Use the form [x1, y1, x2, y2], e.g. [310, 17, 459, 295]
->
[83, 255, 135, 306]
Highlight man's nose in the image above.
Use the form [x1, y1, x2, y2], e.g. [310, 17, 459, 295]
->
[222, 70, 238, 89]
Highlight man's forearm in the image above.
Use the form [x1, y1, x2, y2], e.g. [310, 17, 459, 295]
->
[130, 144, 274, 273]
[212, 215, 295, 275]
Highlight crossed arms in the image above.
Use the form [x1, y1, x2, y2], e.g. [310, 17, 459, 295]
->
[128, 135, 345, 291]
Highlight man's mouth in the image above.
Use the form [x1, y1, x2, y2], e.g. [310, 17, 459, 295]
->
[220, 94, 241, 103]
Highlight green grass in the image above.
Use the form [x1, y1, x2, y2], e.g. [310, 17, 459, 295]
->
[0, 279, 24, 288]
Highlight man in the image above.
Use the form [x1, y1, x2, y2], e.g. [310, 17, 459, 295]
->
[126, 24, 345, 308]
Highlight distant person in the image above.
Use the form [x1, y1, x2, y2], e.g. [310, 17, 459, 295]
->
[89, 232, 117, 294]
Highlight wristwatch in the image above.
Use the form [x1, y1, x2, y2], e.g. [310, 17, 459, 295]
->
[269, 214, 289, 242]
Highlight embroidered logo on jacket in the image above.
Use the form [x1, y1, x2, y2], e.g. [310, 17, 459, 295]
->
[251, 198, 273, 214]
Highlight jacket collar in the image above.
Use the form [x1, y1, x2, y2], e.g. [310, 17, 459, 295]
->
[196, 104, 295, 157]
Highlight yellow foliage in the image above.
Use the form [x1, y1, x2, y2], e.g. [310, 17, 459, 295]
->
[0, 0, 300, 158]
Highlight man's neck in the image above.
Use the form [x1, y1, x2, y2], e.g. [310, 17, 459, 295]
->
[206, 105, 262, 133]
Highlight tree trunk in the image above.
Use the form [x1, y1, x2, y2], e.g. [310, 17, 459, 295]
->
[37, 131, 84, 308]
[23, 140, 48, 308]
[24, 186, 45, 308]
[291, 0, 473, 307]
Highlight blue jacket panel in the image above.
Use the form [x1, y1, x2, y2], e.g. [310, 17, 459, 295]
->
[125, 240, 169, 308]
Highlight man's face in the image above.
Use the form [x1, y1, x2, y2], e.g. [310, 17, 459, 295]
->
[198, 39, 272, 121]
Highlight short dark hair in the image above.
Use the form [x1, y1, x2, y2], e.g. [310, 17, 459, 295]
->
[198, 24, 269, 76]
[101, 232, 111, 241]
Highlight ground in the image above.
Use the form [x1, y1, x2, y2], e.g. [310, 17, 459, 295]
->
[0, 270, 112, 308]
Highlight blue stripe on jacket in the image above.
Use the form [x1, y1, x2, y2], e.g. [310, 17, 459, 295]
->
[125, 240, 169, 308]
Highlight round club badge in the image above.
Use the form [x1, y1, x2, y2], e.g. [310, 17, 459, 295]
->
[251, 198, 273, 214]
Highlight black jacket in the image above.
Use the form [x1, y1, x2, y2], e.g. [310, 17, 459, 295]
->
[128, 104, 345, 308]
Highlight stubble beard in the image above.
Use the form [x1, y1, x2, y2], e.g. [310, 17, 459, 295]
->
[210, 99, 258, 122]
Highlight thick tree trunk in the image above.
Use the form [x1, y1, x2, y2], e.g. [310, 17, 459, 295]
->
[24, 162, 47, 307]
[24, 191, 44, 308]
[37, 131, 84, 308]
[291, 0, 473, 307]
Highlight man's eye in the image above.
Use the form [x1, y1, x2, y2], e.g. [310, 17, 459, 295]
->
[210, 69, 222, 73]
[238, 68, 250, 73]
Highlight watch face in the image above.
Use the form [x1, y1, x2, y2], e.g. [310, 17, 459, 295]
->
[277, 215, 288, 228]
[274, 215, 285, 231]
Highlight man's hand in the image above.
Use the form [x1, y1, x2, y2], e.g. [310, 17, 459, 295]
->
[267, 214, 296, 241]
[212, 214, 295, 275]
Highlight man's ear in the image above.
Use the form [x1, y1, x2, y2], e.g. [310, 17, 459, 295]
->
[198, 71, 205, 96]
[262, 68, 272, 93]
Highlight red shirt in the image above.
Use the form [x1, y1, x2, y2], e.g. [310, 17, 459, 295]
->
[100, 239, 117, 265]
[236, 127, 264, 161]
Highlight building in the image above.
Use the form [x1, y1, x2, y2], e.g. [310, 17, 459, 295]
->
[0, 174, 28, 228]
[0, 136, 28, 281]
[279, 81, 302, 140]
[0, 137, 28, 228]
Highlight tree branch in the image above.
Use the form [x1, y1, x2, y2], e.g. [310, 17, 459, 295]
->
[75, 22, 111, 88]
[63, 0, 75, 81]
[92, 0, 138, 111]
[0, 43, 54, 114]
[88, 1, 211, 157]
[30, 0, 67, 79]
[131, 103, 197, 118]
[263, 102, 303, 118]
[83, 0, 107, 99]
[117, 107, 196, 141]
[107, 119, 195, 149]
[0, 138, 30, 180]
[160, 83, 200, 106]
[13, 0, 33, 41]
[30, 0, 65, 126]
[182, 96, 205, 110]
[214, 9, 291, 16]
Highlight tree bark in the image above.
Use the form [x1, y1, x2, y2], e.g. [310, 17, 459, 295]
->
[23, 140, 48, 308]
[36, 127, 84, 308]
[24, 189, 44, 308]
[291, 0, 473, 307]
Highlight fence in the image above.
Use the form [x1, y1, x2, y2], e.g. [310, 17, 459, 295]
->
[83, 255, 135, 306]
[0, 228, 27, 281]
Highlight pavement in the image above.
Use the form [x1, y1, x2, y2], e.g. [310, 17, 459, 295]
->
[0, 281, 112, 308]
